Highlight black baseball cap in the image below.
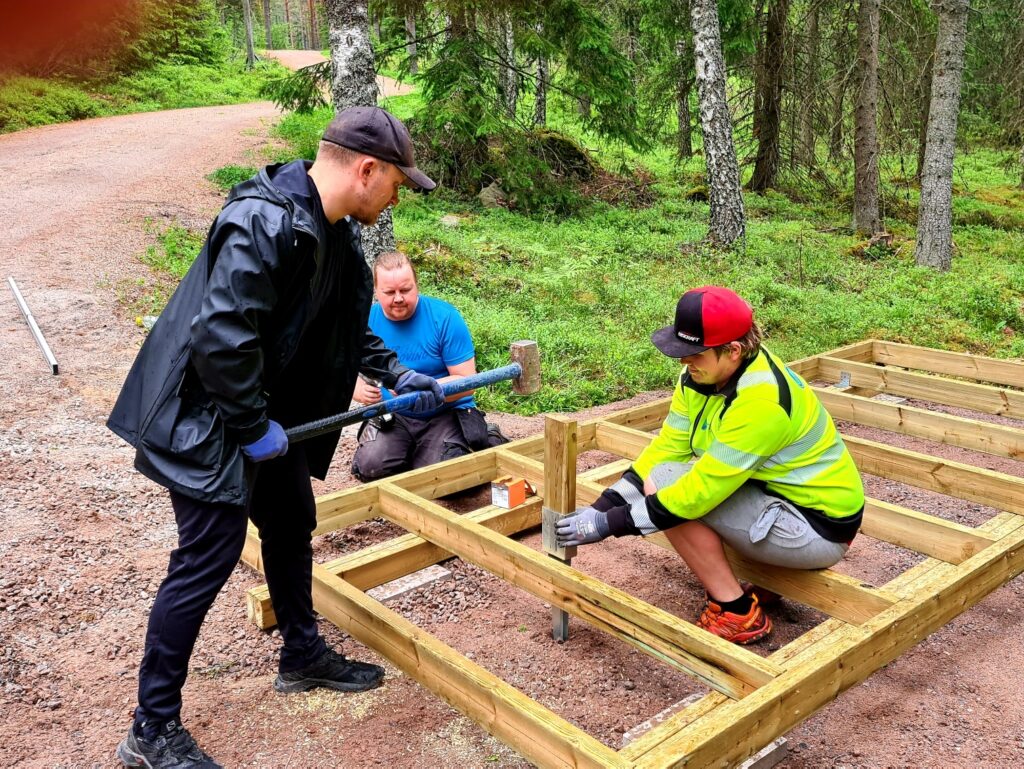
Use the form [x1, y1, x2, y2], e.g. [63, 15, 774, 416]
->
[651, 286, 753, 358]
[323, 106, 436, 191]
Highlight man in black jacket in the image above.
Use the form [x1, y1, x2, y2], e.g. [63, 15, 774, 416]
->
[108, 107, 442, 769]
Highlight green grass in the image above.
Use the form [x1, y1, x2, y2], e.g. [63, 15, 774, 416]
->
[0, 58, 287, 134]
[190, 95, 1024, 416]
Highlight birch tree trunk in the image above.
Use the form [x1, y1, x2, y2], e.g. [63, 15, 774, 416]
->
[242, 0, 256, 69]
[324, 0, 395, 264]
[498, 13, 517, 118]
[689, 0, 745, 245]
[262, 0, 273, 49]
[799, 2, 819, 166]
[853, 0, 882, 235]
[405, 14, 418, 75]
[915, 0, 970, 271]
[749, 0, 789, 191]
[534, 24, 548, 127]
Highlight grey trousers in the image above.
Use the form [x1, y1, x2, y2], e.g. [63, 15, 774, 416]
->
[646, 462, 849, 570]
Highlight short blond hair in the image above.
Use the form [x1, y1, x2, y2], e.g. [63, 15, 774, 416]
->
[373, 251, 418, 285]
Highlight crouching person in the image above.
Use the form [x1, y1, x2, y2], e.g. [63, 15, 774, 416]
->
[557, 286, 864, 644]
[351, 251, 508, 481]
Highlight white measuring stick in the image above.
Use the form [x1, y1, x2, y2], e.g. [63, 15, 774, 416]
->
[8, 277, 58, 375]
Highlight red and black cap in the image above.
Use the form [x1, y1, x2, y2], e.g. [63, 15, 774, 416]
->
[651, 286, 753, 358]
[322, 106, 436, 191]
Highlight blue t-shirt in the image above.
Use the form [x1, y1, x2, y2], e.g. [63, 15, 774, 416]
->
[369, 295, 476, 418]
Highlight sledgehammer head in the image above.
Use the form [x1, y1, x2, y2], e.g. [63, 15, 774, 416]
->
[510, 340, 541, 395]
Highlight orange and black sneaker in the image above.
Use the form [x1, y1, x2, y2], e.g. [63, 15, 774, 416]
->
[697, 593, 772, 645]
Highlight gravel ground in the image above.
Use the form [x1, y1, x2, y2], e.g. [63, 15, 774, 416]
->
[1, 70, 1024, 768]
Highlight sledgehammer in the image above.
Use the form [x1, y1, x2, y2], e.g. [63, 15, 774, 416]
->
[285, 340, 540, 443]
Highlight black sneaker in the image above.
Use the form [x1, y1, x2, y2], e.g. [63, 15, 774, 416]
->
[116, 719, 221, 768]
[274, 648, 385, 693]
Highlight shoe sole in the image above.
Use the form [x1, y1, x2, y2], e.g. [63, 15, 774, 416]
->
[116, 738, 152, 768]
[273, 673, 384, 694]
[729, 617, 773, 645]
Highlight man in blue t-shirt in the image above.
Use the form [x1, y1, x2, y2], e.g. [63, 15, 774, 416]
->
[351, 251, 508, 480]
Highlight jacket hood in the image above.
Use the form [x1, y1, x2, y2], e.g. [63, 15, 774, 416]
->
[227, 161, 320, 238]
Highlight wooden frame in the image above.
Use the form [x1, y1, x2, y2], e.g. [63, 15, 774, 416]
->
[241, 340, 1024, 768]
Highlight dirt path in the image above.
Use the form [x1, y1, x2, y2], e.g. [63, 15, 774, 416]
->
[0, 65, 1023, 769]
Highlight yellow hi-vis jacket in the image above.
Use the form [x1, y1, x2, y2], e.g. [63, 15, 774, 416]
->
[633, 346, 864, 542]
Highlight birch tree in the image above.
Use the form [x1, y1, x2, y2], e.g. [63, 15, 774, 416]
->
[915, 0, 970, 271]
[689, 0, 745, 245]
[853, 0, 881, 235]
[323, 0, 396, 264]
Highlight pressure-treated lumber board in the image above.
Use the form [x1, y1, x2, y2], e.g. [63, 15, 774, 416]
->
[815, 387, 1024, 460]
[627, 522, 1024, 768]
[859, 499, 996, 564]
[843, 434, 1024, 515]
[595, 421, 656, 461]
[247, 500, 543, 629]
[544, 415, 578, 637]
[308, 564, 625, 769]
[787, 339, 875, 377]
[378, 484, 782, 698]
[872, 340, 1024, 389]
[620, 511, 1023, 765]
[816, 356, 1024, 418]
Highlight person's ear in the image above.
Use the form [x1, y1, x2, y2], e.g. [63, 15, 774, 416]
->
[357, 157, 376, 183]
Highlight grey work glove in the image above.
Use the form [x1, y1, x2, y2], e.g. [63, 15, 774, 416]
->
[555, 506, 611, 547]
[393, 370, 445, 416]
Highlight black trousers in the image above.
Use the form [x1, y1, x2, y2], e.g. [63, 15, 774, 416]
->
[134, 446, 327, 728]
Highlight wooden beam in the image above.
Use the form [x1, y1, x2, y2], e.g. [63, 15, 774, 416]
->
[817, 356, 1024, 418]
[544, 415, 578, 639]
[309, 565, 624, 769]
[378, 484, 782, 698]
[594, 421, 655, 460]
[860, 499, 996, 564]
[628, 522, 1024, 768]
[787, 338, 875, 377]
[843, 434, 1024, 515]
[247, 500, 543, 629]
[817, 387, 1024, 460]
[872, 340, 1024, 389]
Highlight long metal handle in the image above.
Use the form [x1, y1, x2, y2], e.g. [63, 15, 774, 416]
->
[285, 362, 523, 444]
[8, 277, 58, 375]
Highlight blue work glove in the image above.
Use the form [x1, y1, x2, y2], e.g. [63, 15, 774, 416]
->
[393, 370, 445, 416]
[555, 506, 611, 547]
[241, 420, 289, 462]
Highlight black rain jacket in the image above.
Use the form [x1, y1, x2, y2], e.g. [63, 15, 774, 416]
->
[107, 161, 408, 505]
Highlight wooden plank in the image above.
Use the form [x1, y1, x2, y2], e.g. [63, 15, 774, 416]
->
[247, 500, 543, 629]
[629, 521, 1024, 768]
[860, 498, 996, 564]
[309, 565, 624, 769]
[595, 421, 655, 460]
[544, 415, 578, 638]
[378, 484, 782, 698]
[602, 399, 671, 431]
[843, 434, 1024, 515]
[817, 356, 1024, 418]
[816, 387, 1024, 460]
[580, 459, 633, 486]
[788, 339, 875, 377]
[873, 340, 1024, 389]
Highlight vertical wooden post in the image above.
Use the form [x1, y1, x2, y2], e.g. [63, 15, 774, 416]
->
[543, 415, 577, 641]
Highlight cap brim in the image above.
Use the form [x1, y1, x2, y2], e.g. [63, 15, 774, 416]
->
[651, 326, 709, 358]
[397, 164, 436, 192]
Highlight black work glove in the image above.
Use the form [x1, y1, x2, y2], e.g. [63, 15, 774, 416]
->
[393, 370, 445, 416]
[555, 506, 611, 547]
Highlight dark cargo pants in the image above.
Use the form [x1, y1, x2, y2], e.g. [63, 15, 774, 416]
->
[134, 445, 327, 730]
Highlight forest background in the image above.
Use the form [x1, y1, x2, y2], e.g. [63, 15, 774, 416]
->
[2, 0, 1022, 414]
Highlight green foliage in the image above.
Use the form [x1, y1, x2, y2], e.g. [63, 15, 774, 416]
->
[0, 77, 103, 133]
[207, 165, 259, 191]
[116, 0, 229, 72]
[142, 221, 204, 278]
[259, 61, 332, 114]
